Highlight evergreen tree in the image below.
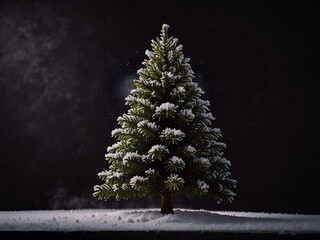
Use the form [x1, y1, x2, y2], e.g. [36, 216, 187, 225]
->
[93, 24, 236, 214]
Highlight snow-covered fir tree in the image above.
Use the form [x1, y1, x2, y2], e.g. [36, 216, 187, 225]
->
[93, 24, 236, 214]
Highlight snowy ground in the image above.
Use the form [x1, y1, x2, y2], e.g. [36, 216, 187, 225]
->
[0, 209, 320, 234]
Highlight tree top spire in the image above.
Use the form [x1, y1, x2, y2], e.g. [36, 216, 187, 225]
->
[161, 24, 170, 37]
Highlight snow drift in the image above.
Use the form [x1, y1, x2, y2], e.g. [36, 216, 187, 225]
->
[1, 209, 320, 234]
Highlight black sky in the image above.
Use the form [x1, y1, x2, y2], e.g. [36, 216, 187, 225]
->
[0, 0, 320, 213]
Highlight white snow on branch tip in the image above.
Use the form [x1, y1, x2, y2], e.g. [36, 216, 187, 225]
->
[129, 176, 147, 188]
[164, 174, 185, 191]
[172, 86, 186, 98]
[172, 38, 178, 44]
[112, 172, 123, 178]
[145, 168, 156, 175]
[218, 157, 231, 166]
[179, 109, 195, 120]
[194, 157, 211, 167]
[162, 23, 170, 30]
[169, 156, 185, 166]
[98, 170, 111, 178]
[166, 71, 174, 78]
[176, 44, 183, 52]
[112, 184, 119, 191]
[105, 152, 122, 160]
[111, 128, 123, 137]
[224, 188, 236, 197]
[185, 145, 196, 153]
[145, 49, 154, 58]
[148, 144, 170, 154]
[137, 120, 158, 131]
[176, 86, 186, 94]
[197, 179, 209, 193]
[167, 174, 184, 182]
[214, 141, 227, 148]
[123, 152, 142, 165]
[107, 142, 121, 152]
[160, 128, 185, 143]
[98, 170, 123, 181]
[200, 112, 215, 122]
[198, 99, 210, 107]
[155, 102, 177, 113]
[125, 95, 155, 109]
[121, 183, 129, 190]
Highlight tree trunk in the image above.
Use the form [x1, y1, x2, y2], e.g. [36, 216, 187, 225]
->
[160, 192, 173, 214]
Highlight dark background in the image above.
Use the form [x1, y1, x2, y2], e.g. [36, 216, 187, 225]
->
[0, 0, 319, 214]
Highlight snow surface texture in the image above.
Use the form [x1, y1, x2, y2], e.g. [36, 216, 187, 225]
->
[1, 209, 320, 234]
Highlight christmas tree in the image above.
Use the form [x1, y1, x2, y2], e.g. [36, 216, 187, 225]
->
[93, 24, 236, 214]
